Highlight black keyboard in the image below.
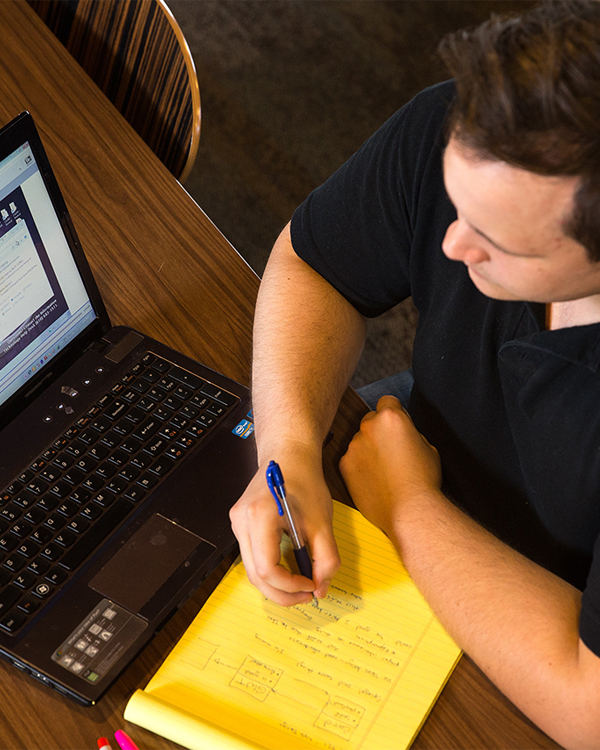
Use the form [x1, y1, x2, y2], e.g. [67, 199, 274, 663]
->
[0, 353, 238, 634]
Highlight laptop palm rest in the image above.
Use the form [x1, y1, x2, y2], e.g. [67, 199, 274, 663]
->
[89, 514, 214, 618]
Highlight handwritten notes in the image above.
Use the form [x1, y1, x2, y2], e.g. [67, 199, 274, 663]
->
[124, 501, 461, 750]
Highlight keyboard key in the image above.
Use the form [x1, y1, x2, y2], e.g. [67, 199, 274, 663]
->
[169, 366, 205, 390]
[118, 437, 140, 455]
[113, 418, 135, 436]
[93, 491, 116, 508]
[124, 486, 146, 503]
[101, 431, 122, 449]
[57, 500, 78, 518]
[0, 535, 18, 553]
[159, 425, 178, 440]
[46, 567, 68, 586]
[149, 457, 175, 477]
[176, 435, 196, 449]
[17, 595, 40, 614]
[37, 495, 59, 513]
[132, 417, 161, 441]
[68, 487, 91, 505]
[88, 444, 110, 462]
[173, 386, 191, 401]
[54, 530, 76, 548]
[0, 608, 26, 633]
[44, 514, 66, 533]
[13, 491, 35, 509]
[130, 453, 152, 470]
[65, 441, 86, 458]
[105, 477, 127, 495]
[10, 521, 33, 539]
[77, 458, 101, 475]
[197, 414, 215, 429]
[53, 453, 74, 471]
[138, 472, 158, 489]
[180, 404, 200, 420]
[199, 382, 237, 406]
[67, 517, 90, 534]
[118, 466, 139, 483]
[106, 400, 129, 422]
[13, 570, 36, 589]
[63, 468, 85, 486]
[157, 377, 176, 393]
[40, 543, 63, 562]
[23, 507, 45, 525]
[31, 527, 53, 546]
[90, 416, 111, 433]
[3, 555, 25, 573]
[18, 470, 34, 485]
[17, 539, 42, 558]
[32, 582, 53, 599]
[27, 557, 50, 576]
[82, 475, 104, 493]
[39, 467, 62, 484]
[1, 504, 21, 523]
[48, 480, 71, 499]
[207, 403, 226, 418]
[96, 462, 117, 480]
[165, 445, 185, 461]
[80, 504, 103, 522]
[185, 423, 204, 438]
[78, 429, 98, 445]
[107, 449, 128, 467]
[162, 396, 182, 412]
[26, 478, 49, 496]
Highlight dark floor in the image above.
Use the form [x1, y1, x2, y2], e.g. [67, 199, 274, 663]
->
[167, 0, 535, 387]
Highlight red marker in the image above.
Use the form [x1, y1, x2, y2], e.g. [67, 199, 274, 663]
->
[97, 739, 112, 750]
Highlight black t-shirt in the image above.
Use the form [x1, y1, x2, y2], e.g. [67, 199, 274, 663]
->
[290, 80, 600, 656]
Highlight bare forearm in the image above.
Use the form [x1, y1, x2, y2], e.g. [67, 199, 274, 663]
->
[340, 398, 600, 749]
[252, 223, 366, 462]
[391, 491, 590, 746]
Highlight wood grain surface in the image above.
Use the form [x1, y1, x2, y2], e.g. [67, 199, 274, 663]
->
[0, 2, 561, 748]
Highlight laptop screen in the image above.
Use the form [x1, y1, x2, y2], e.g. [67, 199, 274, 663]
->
[0, 140, 95, 407]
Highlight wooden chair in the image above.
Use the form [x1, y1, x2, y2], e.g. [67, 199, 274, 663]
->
[27, 0, 201, 182]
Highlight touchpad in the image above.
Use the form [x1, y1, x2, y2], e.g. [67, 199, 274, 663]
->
[90, 514, 208, 614]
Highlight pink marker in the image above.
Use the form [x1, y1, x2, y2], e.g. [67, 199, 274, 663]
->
[114, 730, 140, 750]
[97, 739, 112, 750]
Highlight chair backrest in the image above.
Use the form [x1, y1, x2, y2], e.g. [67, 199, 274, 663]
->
[27, 0, 201, 182]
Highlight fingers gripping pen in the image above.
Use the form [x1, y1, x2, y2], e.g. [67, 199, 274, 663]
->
[266, 460, 318, 605]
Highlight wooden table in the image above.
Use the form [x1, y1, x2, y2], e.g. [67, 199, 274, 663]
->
[0, 3, 561, 748]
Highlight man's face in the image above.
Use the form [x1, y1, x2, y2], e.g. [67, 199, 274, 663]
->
[442, 136, 600, 304]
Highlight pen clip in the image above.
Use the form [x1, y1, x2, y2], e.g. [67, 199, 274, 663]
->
[266, 460, 285, 516]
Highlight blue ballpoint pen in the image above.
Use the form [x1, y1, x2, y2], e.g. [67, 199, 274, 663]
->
[266, 460, 318, 606]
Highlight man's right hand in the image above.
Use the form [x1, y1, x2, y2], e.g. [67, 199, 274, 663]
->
[229, 444, 341, 606]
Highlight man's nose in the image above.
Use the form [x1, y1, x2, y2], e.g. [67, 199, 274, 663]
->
[442, 220, 488, 264]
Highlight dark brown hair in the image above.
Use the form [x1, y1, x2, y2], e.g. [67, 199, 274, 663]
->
[438, 1, 600, 260]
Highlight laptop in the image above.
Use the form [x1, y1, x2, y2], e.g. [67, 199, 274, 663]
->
[0, 111, 257, 705]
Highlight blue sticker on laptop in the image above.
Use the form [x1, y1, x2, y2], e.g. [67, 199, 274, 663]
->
[233, 419, 254, 439]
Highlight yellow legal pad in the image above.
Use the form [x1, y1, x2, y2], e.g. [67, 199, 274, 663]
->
[124, 500, 462, 750]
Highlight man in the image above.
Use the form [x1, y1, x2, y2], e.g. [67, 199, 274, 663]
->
[230, 2, 600, 746]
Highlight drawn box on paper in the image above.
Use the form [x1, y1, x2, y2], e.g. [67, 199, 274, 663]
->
[315, 696, 365, 739]
[230, 656, 283, 701]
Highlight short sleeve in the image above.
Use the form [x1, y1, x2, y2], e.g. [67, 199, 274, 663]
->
[290, 81, 455, 317]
